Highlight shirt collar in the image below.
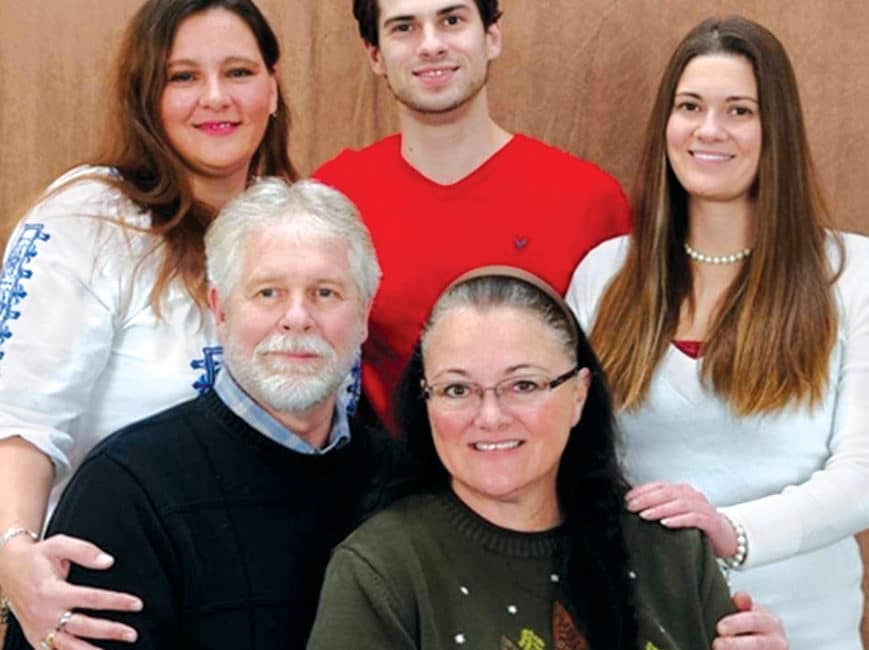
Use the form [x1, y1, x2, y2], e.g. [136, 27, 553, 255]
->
[213, 368, 351, 455]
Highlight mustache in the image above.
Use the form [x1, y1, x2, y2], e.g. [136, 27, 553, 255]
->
[254, 334, 335, 357]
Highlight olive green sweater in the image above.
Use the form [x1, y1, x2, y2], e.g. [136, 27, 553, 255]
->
[308, 491, 734, 650]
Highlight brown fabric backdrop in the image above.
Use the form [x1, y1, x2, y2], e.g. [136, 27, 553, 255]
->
[0, 0, 867, 646]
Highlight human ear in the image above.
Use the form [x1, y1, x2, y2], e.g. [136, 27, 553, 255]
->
[208, 285, 229, 341]
[364, 42, 386, 76]
[268, 74, 278, 116]
[570, 367, 592, 426]
[485, 21, 502, 61]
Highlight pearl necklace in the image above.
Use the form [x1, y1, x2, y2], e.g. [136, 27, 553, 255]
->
[684, 243, 752, 265]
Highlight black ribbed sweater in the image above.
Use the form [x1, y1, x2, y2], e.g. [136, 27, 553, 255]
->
[3, 389, 385, 650]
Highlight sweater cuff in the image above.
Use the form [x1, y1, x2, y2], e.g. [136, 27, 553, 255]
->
[719, 496, 803, 569]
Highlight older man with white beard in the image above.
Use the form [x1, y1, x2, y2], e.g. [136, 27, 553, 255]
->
[1, 179, 387, 650]
[207, 178, 378, 454]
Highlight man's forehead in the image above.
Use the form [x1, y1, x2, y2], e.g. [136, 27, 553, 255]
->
[244, 223, 348, 253]
[240, 230, 353, 281]
[378, 0, 477, 21]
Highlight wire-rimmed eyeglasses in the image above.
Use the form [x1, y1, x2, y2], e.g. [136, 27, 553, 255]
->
[421, 366, 580, 412]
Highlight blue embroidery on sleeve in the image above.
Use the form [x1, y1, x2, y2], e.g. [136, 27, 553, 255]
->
[0, 224, 51, 360]
[343, 357, 362, 416]
[191, 345, 223, 394]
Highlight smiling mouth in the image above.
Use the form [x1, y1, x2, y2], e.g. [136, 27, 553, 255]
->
[261, 351, 322, 368]
[268, 351, 319, 360]
[195, 121, 240, 134]
[472, 440, 523, 452]
[690, 151, 734, 162]
[413, 67, 458, 79]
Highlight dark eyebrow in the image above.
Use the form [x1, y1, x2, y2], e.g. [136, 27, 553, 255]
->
[166, 55, 262, 68]
[382, 14, 414, 28]
[382, 3, 469, 28]
[429, 363, 550, 381]
[223, 56, 263, 67]
[437, 4, 471, 15]
[429, 368, 471, 380]
[504, 363, 551, 375]
[727, 95, 759, 104]
[674, 90, 759, 104]
[166, 58, 199, 68]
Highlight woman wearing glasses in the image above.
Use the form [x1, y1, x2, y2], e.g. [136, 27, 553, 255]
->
[307, 267, 786, 649]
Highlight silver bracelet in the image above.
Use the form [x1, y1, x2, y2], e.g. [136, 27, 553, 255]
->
[0, 526, 39, 553]
[0, 527, 39, 625]
[719, 512, 748, 569]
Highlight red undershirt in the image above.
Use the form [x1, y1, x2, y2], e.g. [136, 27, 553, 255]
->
[673, 340, 703, 359]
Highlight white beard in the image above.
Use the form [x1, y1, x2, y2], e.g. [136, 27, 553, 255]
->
[226, 331, 359, 413]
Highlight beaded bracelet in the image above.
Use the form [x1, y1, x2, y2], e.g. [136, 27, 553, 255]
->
[719, 513, 748, 569]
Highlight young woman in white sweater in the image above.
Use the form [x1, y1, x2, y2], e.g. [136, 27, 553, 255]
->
[567, 16, 868, 650]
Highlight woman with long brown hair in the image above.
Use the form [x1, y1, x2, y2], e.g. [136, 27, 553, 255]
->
[567, 16, 868, 649]
[0, 1, 294, 648]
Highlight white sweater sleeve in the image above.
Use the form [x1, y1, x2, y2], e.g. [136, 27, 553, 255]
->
[565, 236, 629, 333]
[0, 170, 144, 479]
[721, 233, 869, 568]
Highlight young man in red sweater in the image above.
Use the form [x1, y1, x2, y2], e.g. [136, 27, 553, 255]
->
[314, 0, 631, 428]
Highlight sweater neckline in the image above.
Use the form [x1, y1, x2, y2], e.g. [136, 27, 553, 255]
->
[196, 389, 356, 469]
[434, 490, 564, 559]
[394, 133, 525, 191]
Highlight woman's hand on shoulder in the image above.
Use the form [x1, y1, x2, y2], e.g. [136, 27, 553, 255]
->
[0, 533, 142, 648]
[625, 480, 738, 557]
[712, 592, 789, 649]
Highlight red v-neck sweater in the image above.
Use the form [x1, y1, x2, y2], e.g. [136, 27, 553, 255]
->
[315, 134, 631, 427]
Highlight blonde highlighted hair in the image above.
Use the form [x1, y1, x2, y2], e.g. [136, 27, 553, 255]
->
[591, 16, 841, 415]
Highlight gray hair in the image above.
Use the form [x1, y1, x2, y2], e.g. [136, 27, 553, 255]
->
[421, 268, 578, 360]
[205, 178, 381, 303]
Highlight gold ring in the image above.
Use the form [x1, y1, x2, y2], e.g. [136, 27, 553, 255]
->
[40, 631, 56, 649]
[57, 609, 73, 631]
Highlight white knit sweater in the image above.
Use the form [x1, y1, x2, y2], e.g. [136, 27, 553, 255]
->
[567, 232, 869, 650]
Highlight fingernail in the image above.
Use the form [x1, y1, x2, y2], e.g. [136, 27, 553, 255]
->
[96, 553, 114, 567]
[125, 630, 138, 642]
[660, 517, 671, 526]
[639, 510, 652, 519]
[129, 598, 144, 612]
